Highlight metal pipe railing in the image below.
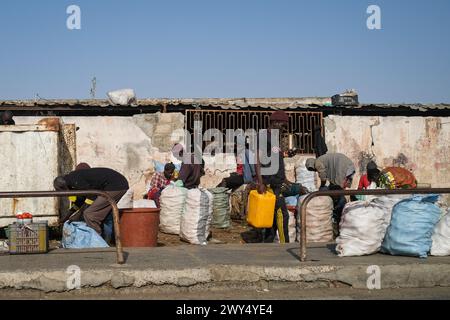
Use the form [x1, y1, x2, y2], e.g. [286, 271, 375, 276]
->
[0, 190, 124, 264]
[300, 188, 450, 262]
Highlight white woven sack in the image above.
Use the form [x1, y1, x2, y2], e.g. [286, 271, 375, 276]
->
[107, 89, 137, 106]
[431, 210, 450, 256]
[298, 195, 333, 243]
[180, 188, 214, 245]
[336, 199, 389, 257]
[159, 184, 188, 234]
[295, 160, 318, 192]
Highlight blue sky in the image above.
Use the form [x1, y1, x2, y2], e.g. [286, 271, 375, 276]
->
[0, 0, 449, 103]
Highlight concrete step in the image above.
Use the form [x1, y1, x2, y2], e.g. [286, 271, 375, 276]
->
[0, 244, 449, 293]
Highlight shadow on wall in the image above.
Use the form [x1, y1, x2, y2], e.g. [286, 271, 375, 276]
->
[357, 151, 376, 173]
[392, 153, 409, 167]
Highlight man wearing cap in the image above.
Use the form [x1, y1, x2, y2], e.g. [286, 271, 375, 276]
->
[255, 110, 290, 243]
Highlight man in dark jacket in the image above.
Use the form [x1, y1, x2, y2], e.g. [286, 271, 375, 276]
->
[54, 168, 129, 235]
[255, 110, 290, 243]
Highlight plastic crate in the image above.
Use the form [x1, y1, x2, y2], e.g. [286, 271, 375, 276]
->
[8, 221, 49, 254]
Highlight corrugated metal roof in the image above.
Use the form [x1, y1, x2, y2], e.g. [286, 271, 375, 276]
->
[0, 98, 449, 112]
[0, 97, 329, 109]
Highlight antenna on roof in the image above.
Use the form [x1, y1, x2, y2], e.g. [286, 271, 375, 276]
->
[35, 94, 50, 102]
[90, 77, 97, 99]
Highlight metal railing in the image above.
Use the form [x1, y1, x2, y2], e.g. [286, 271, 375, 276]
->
[299, 188, 450, 262]
[0, 190, 124, 264]
[3, 188, 450, 265]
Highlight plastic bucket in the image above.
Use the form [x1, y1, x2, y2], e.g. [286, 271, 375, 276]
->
[119, 208, 160, 247]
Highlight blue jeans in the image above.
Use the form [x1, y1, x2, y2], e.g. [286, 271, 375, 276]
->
[102, 213, 115, 245]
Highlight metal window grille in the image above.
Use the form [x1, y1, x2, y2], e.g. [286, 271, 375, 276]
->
[185, 110, 324, 154]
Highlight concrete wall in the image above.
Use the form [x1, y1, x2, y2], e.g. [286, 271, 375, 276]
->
[16, 114, 185, 200]
[14, 113, 450, 206]
[325, 115, 450, 203]
[0, 125, 59, 227]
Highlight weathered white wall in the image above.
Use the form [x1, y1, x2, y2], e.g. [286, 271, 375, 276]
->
[0, 126, 59, 227]
[325, 115, 450, 202]
[16, 114, 185, 199]
[13, 114, 450, 207]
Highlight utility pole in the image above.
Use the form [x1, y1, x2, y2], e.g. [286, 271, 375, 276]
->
[90, 77, 97, 99]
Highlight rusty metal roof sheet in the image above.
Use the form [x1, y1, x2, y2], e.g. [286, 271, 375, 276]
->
[0, 98, 449, 112]
[0, 97, 329, 109]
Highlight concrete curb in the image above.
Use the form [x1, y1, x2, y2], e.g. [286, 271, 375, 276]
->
[0, 263, 449, 293]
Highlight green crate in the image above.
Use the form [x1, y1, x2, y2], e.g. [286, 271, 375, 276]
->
[8, 222, 49, 254]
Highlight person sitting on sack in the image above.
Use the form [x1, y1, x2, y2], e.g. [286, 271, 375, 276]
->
[146, 162, 176, 207]
[53, 167, 129, 237]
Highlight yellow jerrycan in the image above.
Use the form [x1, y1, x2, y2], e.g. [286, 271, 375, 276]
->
[247, 189, 276, 228]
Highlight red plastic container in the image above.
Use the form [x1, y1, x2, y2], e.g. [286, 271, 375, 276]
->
[119, 208, 160, 247]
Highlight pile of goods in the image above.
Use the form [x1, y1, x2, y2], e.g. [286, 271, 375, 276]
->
[335, 194, 449, 258]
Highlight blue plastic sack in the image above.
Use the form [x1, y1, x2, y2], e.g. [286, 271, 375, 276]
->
[381, 195, 441, 258]
[153, 160, 181, 172]
[285, 196, 299, 206]
[62, 221, 109, 249]
[153, 160, 165, 173]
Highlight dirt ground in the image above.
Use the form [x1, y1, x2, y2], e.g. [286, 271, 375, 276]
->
[8, 219, 254, 250]
[157, 220, 252, 246]
[2, 219, 263, 250]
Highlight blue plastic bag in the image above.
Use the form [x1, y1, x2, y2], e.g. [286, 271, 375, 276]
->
[381, 195, 441, 258]
[62, 221, 109, 249]
[153, 160, 181, 172]
[153, 160, 165, 173]
[285, 196, 299, 206]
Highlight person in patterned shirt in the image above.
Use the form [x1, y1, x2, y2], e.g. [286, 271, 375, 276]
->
[146, 163, 176, 207]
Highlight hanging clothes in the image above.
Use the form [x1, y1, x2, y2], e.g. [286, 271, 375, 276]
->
[314, 125, 328, 158]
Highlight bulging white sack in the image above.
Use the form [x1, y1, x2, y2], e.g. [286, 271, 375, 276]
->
[431, 210, 450, 256]
[336, 197, 395, 257]
[180, 188, 214, 245]
[298, 195, 333, 243]
[107, 89, 137, 106]
[159, 184, 188, 234]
